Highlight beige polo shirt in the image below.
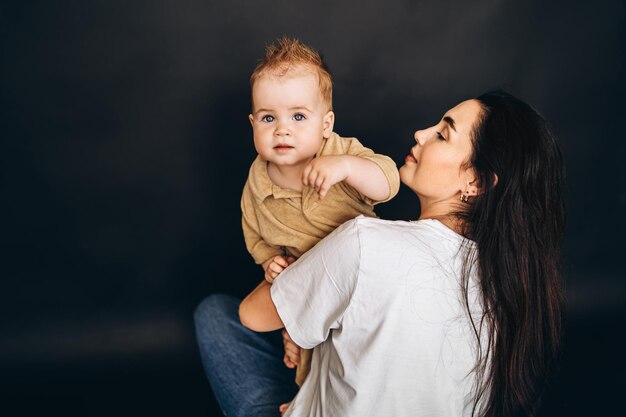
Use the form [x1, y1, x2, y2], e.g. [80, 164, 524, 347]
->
[241, 132, 399, 264]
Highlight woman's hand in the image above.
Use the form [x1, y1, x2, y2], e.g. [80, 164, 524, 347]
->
[282, 329, 301, 368]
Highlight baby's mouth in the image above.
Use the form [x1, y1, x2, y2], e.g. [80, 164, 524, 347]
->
[274, 144, 294, 150]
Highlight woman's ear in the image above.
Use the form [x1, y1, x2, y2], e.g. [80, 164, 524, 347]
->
[465, 178, 480, 197]
[461, 168, 499, 197]
[323, 111, 335, 138]
[461, 167, 480, 197]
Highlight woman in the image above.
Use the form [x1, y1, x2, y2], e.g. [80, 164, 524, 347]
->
[195, 91, 565, 417]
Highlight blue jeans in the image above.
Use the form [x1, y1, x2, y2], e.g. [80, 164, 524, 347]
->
[194, 294, 298, 417]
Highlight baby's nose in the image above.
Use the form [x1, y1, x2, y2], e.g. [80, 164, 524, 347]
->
[275, 123, 290, 136]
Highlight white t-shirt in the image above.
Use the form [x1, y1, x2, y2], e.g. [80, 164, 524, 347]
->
[271, 216, 486, 417]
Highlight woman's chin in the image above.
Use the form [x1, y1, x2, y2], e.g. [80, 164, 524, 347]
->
[398, 167, 414, 188]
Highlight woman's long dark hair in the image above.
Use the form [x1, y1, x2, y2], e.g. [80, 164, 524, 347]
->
[462, 91, 565, 417]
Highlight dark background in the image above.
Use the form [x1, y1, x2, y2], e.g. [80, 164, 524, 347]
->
[2, 1, 625, 416]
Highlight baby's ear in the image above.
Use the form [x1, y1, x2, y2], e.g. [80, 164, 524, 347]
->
[248, 114, 254, 126]
[323, 111, 335, 138]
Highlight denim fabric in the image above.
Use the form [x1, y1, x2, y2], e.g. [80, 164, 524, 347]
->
[194, 294, 298, 417]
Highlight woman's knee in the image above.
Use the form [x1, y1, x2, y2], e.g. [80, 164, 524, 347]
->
[194, 293, 240, 331]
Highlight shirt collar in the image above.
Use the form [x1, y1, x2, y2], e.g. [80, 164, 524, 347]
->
[248, 156, 301, 202]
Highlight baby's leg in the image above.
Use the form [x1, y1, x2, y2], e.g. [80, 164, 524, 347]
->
[295, 348, 312, 387]
[280, 349, 312, 415]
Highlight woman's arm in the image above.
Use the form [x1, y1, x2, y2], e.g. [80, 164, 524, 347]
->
[239, 280, 284, 332]
[241, 219, 361, 347]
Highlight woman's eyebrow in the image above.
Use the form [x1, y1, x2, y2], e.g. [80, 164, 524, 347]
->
[443, 116, 457, 132]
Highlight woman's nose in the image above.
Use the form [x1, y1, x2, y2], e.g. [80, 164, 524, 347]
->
[414, 130, 424, 145]
[414, 125, 437, 145]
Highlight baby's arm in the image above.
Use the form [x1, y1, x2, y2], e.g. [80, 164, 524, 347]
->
[302, 155, 391, 201]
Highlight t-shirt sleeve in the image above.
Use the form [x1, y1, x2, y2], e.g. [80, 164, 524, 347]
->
[270, 218, 362, 349]
[342, 136, 400, 204]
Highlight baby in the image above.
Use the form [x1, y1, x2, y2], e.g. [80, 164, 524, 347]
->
[241, 37, 399, 408]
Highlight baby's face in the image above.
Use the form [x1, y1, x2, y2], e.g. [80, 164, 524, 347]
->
[249, 69, 334, 170]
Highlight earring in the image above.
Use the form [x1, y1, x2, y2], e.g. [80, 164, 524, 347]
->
[460, 190, 470, 203]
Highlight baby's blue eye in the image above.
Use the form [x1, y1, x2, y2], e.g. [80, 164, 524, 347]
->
[262, 115, 275, 122]
[293, 113, 305, 121]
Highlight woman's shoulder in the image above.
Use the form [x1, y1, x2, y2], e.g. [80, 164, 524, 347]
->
[348, 215, 455, 235]
[342, 216, 421, 248]
[346, 216, 475, 251]
[348, 215, 414, 232]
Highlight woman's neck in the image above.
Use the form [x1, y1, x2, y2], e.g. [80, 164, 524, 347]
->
[419, 202, 467, 236]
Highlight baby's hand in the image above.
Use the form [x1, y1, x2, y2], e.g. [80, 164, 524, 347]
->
[302, 155, 351, 200]
[263, 255, 296, 284]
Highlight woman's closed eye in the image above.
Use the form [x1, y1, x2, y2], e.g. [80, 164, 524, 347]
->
[436, 131, 446, 141]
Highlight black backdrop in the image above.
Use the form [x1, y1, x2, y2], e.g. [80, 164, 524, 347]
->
[2, 1, 625, 416]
